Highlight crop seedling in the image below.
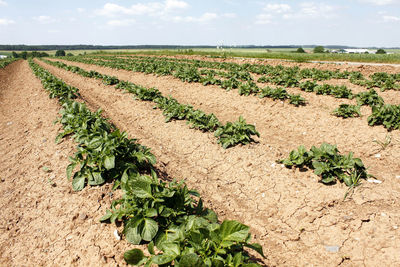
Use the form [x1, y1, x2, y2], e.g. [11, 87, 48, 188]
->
[214, 116, 260, 149]
[355, 89, 384, 107]
[332, 104, 361, 118]
[279, 143, 371, 187]
[368, 104, 400, 130]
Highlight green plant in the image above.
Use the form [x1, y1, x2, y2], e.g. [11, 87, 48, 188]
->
[214, 116, 260, 149]
[355, 89, 384, 107]
[102, 174, 264, 266]
[299, 80, 318, 92]
[332, 104, 361, 118]
[259, 87, 288, 100]
[289, 94, 306, 106]
[368, 104, 400, 130]
[103, 75, 119, 85]
[238, 81, 260, 96]
[280, 143, 370, 187]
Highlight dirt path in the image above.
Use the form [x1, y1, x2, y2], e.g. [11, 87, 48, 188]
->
[36, 59, 400, 266]
[0, 60, 135, 266]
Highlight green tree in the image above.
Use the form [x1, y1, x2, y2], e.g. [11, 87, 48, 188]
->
[296, 47, 306, 53]
[313, 46, 325, 53]
[376, 49, 386, 54]
[20, 51, 28, 59]
[55, 50, 66, 56]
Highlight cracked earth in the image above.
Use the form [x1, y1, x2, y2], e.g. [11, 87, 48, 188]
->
[1, 57, 400, 266]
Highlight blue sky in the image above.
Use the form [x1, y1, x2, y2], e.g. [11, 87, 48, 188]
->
[0, 0, 399, 47]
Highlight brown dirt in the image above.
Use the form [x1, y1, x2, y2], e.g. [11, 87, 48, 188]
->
[0, 60, 141, 266]
[33, 57, 400, 266]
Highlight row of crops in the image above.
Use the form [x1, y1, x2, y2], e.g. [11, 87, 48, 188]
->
[41, 59, 260, 149]
[87, 54, 400, 91]
[0, 57, 19, 68]
[29, 59, 267, 266]
[56, 55, 400, 130]
[39, 58, 374, 188]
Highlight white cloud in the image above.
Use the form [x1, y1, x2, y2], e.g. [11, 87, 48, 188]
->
[0, 18, 14, 25]
[255, 2, 339, 25]
[107, 19, 136, 26]
[222, 13, 237, 18]
[172, 12, 218, 23]
[77, 8, 85, 13]
[0, 0, 7, 6]
[255, 14, 273, 24]
[33, 15, 55, 24]
[165, 0, 188, 10]
[264, 4, 291, 13]
[95, 0, 188, 18]
[283, 2, 338, 19]
[383, 15, 400, 21]
[359, 0, 400, 5]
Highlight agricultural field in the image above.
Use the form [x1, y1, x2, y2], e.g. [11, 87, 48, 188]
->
[1, 54, 400, 266]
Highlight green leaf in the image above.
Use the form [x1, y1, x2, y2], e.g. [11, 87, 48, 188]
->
[244, 243, 265, 258]
[124, 249, 146, 265]
[151, 253, 177, 265]
[321, 176, 336, 184]
[132, 176, 153, 198]
[145, 208, 158, 217]
[148, 241, 155, 255]
[89, 172, 105, 185]
[72, 174, 85, 191]
[66, 163, 76, 180]
[141, 218, 158, 241]
[217, 220, 250, 247]
[233, 252, 243, 267]
[178, 253, 203, 267]
[104, 155, 115, 170]
[124, 218, 143, 245]
[99, 210, 112, 222]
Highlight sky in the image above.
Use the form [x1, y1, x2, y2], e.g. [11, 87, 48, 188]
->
[0, 0, 399, 47]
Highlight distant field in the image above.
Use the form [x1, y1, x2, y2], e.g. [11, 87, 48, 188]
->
[2, 48, 400, 63]
[93, 48, 400, 64]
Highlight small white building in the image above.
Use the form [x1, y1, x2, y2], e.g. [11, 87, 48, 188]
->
[343, 49, 376, 54]
[0, 55, 7, 59]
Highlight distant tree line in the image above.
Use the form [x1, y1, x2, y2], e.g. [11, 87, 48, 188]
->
[0, 45, 219, 51]
[12, 51, 50, 59]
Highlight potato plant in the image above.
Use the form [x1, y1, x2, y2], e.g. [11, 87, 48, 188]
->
[280, 143, 370, 187]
